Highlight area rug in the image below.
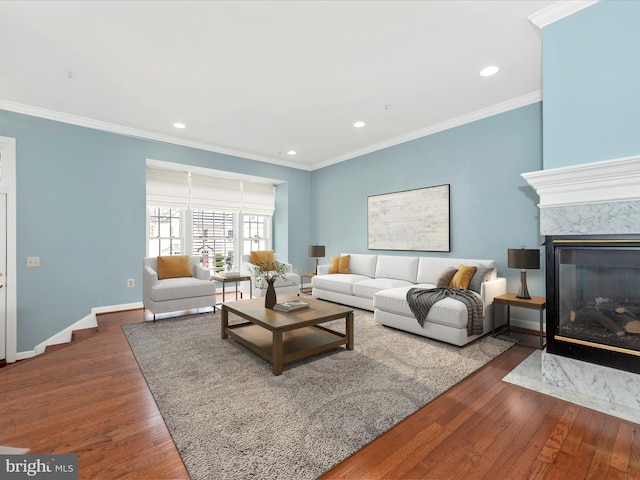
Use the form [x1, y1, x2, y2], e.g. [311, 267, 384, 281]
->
[123, 307, 515, 480]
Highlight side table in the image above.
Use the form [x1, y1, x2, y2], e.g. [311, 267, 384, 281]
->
[493, 293, 546, 349]
[211, 274, 252, 308]
[300, 273, 316, 294]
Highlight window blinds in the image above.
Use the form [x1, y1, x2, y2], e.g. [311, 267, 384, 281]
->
[145, 168, 189, 208]
[146, 167, 275, 215]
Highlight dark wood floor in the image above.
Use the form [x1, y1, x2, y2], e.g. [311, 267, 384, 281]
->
[1, 305, 638, 480]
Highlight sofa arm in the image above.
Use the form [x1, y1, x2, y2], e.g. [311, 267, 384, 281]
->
[317, 264, 330, 275]
[193, 263, 211, 280]
[480, 277, 507, 305]
[143, 265, 158, 286]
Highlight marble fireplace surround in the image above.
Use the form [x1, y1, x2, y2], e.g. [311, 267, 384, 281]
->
[504, 155, 640, 422]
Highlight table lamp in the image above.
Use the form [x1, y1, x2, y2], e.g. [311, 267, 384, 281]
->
[508, 247, 540, 299]
[308, 245, 325, 274]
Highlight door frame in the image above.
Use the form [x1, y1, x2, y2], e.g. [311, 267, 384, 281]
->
[0, 136, 17, 363]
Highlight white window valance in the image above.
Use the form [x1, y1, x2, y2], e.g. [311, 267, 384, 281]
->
[241, 181, 275, 216]
[145, 167, 189, 208]
[146, 167, 275, 215]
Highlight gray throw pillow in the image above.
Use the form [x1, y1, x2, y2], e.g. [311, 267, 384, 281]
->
[436, 267, 458, 287]
[468, 266, 495, 293]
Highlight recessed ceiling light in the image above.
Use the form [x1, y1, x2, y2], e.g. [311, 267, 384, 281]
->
[480, 66, 499, 77]
[287, 150, 297, 155]
[353, 121, 366, 128]
[173, 122, 186, 129]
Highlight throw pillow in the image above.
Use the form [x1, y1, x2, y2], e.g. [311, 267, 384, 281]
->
[329, 255, 350, 274]
[157, 255, 193, 280]
[468, 266, 496, 293]
[250, 250, 278, 271]
[449, 264, 477, 289]
[436, 267, 458, 287]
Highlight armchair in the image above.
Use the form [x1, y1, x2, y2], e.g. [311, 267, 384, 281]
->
[143, 255, 217, 321]
[240, 252, 300, 298]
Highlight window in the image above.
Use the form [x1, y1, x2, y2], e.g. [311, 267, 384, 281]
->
[145, 163, 276, 271]
[147, 207, 271, 271]
[148, 207, 183, 256]
[192, 210, 236, 273]
[244, 215, 268, 253]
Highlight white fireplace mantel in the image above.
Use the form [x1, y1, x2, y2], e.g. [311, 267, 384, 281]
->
[522, 155, 640, 208]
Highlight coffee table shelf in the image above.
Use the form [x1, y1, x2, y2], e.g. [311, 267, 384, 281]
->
[226, 323, 348, 364]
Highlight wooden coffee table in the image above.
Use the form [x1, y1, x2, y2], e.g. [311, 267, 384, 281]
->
[221, 294, 354, 375]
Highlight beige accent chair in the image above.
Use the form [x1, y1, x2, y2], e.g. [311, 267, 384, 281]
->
[143, 256, 217, 321]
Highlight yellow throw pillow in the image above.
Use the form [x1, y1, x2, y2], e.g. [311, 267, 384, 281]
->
[449, 264, 477, 289]
[250, 250, 277, 271]
[329, 255, 350, 274]
[157, 255, 193, 280]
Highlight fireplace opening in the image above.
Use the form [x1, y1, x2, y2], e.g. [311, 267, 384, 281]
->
[546, 235, 640, 374]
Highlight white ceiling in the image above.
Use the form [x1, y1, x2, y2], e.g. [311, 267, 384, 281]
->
[0, 1, 574, 170]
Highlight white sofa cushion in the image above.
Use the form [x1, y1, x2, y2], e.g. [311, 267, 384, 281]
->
[374, 255, 419, 283]
[352, 278, 414, 299]
[343, 253, 378, 277]
[150, 277, 216, 302]
[312, 274, 371, 295]
[373, 284, 482, 329]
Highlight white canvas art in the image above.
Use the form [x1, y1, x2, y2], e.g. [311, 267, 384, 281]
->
[368, 184, 450, 251]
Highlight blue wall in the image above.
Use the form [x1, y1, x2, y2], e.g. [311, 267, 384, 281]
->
[2, 100, 544, 353]
[543, 0, 640, 169]
[311, 103, 544, 294]
[0, 109, 311, 351]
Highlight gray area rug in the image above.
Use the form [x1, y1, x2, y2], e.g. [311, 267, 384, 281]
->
[123, 307, 515, 480]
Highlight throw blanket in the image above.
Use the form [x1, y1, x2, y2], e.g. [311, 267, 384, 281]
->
[406, 287, 484, 336]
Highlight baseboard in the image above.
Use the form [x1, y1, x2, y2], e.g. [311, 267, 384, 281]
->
[15, 302, 145, 361]
[511, 316, 546, 333]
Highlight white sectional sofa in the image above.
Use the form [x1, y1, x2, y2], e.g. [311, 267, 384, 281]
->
[311, 253, 506, 346]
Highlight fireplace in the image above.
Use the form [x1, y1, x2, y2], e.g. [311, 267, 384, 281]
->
[545, 235, 640, 374]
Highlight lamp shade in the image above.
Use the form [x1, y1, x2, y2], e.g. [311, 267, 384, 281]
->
[508, 248, 540, 270]
[308, 245, 325, 258]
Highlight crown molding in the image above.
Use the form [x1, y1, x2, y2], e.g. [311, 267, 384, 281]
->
[311, 90, 542, 171]
[1, 91, 543, 173]
[0, 99, 311, 171]
[528, 0, 599, 31]
[522, 155, 640, 207]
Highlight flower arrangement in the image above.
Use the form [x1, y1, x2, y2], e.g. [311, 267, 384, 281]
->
[249, 260, 289, 289]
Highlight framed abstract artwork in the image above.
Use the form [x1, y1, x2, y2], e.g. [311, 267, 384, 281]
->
[368, 184, 450, 251]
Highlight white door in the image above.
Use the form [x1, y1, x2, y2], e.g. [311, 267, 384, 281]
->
[0, 136, 15, 363]
[0, 193, 6, 361]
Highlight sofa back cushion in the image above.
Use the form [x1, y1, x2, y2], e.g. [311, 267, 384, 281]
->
[417, 257, 497, 284]
[343, 253, 377, 278]
[374, 255, 419, 283]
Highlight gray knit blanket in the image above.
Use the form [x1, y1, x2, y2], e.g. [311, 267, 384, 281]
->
[406, 287, 484, 336]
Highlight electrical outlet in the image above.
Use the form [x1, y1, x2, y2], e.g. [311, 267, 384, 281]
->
[27, 257, 40, 267]
[127, 279, 135, 288]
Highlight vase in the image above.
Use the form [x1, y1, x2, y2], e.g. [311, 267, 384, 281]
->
[265, 279, 277, 309]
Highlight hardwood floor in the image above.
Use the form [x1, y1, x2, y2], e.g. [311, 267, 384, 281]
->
[1, 307, 638, 480]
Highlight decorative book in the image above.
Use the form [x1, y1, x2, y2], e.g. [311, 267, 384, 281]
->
[273, 300, 310, 312]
